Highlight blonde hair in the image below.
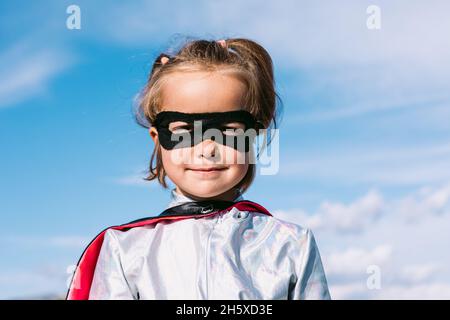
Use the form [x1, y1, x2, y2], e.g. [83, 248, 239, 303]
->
[134, 36, 283, 194]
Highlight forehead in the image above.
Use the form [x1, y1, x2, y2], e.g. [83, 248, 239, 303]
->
[160, 71, 247, 113]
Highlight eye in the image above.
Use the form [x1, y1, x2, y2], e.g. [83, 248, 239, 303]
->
[222, 122, 245, 135]
[169, 122, 193, 134]
[172, 126, 192, 134]
[222, 128, 245, 136]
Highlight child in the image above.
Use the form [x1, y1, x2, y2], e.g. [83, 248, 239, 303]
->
[66, 38, 331, 300]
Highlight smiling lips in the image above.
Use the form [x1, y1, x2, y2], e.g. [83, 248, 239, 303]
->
[188, 167, 228, 172]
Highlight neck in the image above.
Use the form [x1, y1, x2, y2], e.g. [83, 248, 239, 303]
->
[175, 186, 241, 202]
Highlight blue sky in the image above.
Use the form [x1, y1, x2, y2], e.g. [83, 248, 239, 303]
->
[1, 0, 450, 299]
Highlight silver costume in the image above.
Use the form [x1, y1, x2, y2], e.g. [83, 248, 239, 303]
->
[89, 189, 331, 299]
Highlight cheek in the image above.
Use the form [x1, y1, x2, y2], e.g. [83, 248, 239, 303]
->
[225, 157, 249, 185]
[161, 147, 190, 167]
[221, 145, 248, 165]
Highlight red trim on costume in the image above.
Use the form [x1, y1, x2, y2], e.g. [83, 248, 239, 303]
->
[66, 200, 271, 300]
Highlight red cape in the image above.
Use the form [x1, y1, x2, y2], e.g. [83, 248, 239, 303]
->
[66, 200, 272, 300]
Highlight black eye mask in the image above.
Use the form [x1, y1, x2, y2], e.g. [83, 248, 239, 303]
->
[152, 110, 262, 152]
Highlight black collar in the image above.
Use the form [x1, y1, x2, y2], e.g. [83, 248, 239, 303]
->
[158, 200, 237, 217]
[122, 200, 241, 226]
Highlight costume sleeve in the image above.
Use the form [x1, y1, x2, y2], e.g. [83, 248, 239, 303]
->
[290, 228, 331, 300]
[88, 229, 136, 300]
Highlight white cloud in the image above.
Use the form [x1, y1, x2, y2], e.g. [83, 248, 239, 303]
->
[288, 96, 450, 123]
[0, 267, 68, 299]
[112, 168, 158, 187]
[281, 142, 450, 186]
[89, 1, 450, 93]
[393, 184, 450, 222]
[400, 263, 443, 283]
[0, 38, 74, 108]
[373, 283, 450, 300]
[326, 245, 392, 277]
[90, 0, 450, 65]
[329, 282, 369, 300]
[113, 174, 150, 186]
[330, 282, 450, 300]
[275, 189, 384, 233]
[2, 235, 89, 249]
[280, 181, 450, 234]
[277, 182, 450, 299]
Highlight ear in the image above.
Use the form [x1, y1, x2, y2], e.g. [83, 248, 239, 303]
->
[149, 127, 158, 144]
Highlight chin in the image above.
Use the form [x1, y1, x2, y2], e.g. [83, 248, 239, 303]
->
[183, 185, 227, 199]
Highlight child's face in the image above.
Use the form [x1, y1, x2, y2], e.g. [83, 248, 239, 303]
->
[149, 71, 250, 201]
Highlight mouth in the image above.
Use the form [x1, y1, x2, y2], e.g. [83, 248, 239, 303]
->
[186, 167, 228, 179]
[187, 166, 228, 172]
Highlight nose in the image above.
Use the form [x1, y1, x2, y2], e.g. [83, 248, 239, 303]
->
[196, 139, 217, 159]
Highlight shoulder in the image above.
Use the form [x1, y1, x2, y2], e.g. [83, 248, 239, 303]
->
[252, 211, 314, 240]
[102, 223, 156, 250]
[263, 214, 323, 260]
[247, 211, 319, 252]
[100, 214, 201, 249]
